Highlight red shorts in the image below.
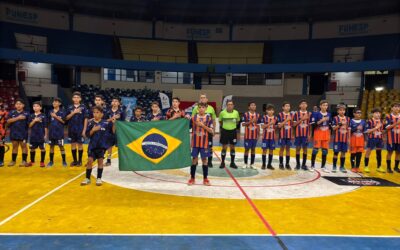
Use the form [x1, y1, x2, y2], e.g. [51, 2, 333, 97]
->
[350, 135, 364, 153]
[314, 140, 329, 149]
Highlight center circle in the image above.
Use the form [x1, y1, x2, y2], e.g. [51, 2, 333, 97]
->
[141, 133, 168, 159]
[197, 167, 260, 177]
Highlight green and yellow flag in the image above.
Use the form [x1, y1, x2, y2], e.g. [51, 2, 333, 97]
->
[116, 119, 191, 171]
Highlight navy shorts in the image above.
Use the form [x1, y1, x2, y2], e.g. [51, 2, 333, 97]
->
[30, 141, 45, 149]
[244, 139, 257, 149]
[294, 137, 309, 147]
[191, 147, 209, 159]
[69, 133, 84, 143]
[88, 148, 106, 160]
[366, 138, 383, 150]
[262, 139, 275, 150]
[49, 138, 64, 147]
[387, 143, 400, 152]
[333, 142, 348, 153]
[279, 138, 292, 147]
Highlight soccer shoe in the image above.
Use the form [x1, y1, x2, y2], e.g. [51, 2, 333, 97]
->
[249, 164, 255, 169]
[295, 164, 301, 170]
[321, 167, 330, 173]
[47, 161, 54, 167]
[332, 166, 337, 173]
[267, 165, 275, 170]
[351, 168, 357, 173]
[377, 167, 386, 173]
[40, 162, 45, 168]
[219, 162, 225, 169]
[96, 178, 103, 186]
[301, 165, 308, 171]
[309, 166, 315, 172]
[105, 161, 111, 167]
[203, 178, 211, 186]
[229, 162, 238, 169]
[7, 161, 16, 167]
[62, 161, 68, 167]
[279, 164, 284, 170]
[187, 178, 195, 186]
[394, 168, 400, 173]
[0, 162, 3, 167]
[387, 168, 393, 174]
[261, 164, 266, 170]
[285, 164, 292, 170]
[70, 161, 77, 167]
[340, 167, 347, 173]
[364, 166, 370, 173]
[208, 162, 213, 168]
[77, 161, 82, 167]
[243, 163, 249, 169]
[21, 161, 30, 167]
[80, 178, 91, 186]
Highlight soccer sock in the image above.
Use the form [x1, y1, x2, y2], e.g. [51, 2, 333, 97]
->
[22, 153, 27, 162]
[340, 157, 345, 168]
[97, 168, 103, 179]
[86, 168, 92, 179]
[376, 150, 382, 167]
[296, 154, 300, 165]
[71, 149, 77, 162]
[251, 154, 255, 165]
[387, 160, 392, 170]
[12, 153, 17, 162]
[230, 150, 235, 164]
[40, 151, 45, 163]
[355, 152, 362, 168]
[244, 154, 248, 164]
[50, 152, 54, 162]
[61, 151, 66, 162]
[350, 153, 356, 168]
[286, 156, 290, 165]
[202, 165, 208, 179]
[208, 156, 213, 165]
[395, 160, 400, 170]
[78, 149, 83, 162]
[302, 153, 307, 166]
[364, 157, 370, 167]
[268, 154, 273, 166]
[322, 155, 327, 168]
[0, 146, 4, 162]
[333, 157, 338, 168]
[262, 154, 266, 166]
[30, 151, 35, 163]
[311, 148, 318, 167]
[190, 165, 197, 178]
[279, 156, 283, 165]
[221, 149, 226, 163]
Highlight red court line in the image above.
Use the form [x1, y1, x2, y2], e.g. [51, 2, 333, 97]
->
[213, 151, 278, 237]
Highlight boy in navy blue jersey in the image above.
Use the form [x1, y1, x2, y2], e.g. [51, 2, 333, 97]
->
[27, 102, 47, 167]
[146, 101, 164, 121]
[7, 99, 30, 167]
[104, 97, 125, 166]
[47, 98, 67, 167]
[65, 92, 88, 166]
[130, 107, 146, 122]
[81, 106, 115, 186]
[89, 95, 108, 119]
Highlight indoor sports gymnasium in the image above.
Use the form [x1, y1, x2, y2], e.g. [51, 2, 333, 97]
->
[0, 0, 399, 249]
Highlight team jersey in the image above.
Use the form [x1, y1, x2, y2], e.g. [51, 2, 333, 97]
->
[166, 108, 186, 119]
[0, 108, 8, 140]
[48, 108, 65, 140]
[293, 111, 312, 137]
[29, 113, 47, 143]
[350, 119, 366, 147]
[8, 110, 29, 140]
[261, 115, 277, 140]
[86, 119, 113, 150]
[130, 115, 146, 122]
[146, 112, 164, 121]
[191, 104, 217, 120]
[66, 104, 89, 135]
[311, 111, 332, 141]
[277, 112, 293, 139]
[241, 112, 261, 140]
[106, 107, 126, 121]
[385, 113, 400, 144]
[191, 114, 213, 148]
[366, 118, 384, 139]
[332, 115, 351, 143]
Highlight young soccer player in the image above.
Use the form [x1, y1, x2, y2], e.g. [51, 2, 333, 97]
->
[293, 100, 312, 170]
[6, 98, 29, 167]
[146, 101, 164, 121]
[364, 108, 384, 173]
[65, 91, 88, 167]
[349, 108, 367, 173]
[0, 98, 8, 167]
[81, 106, 115, 186]
[166, 97, 187, 120]
[130, 106, 146, 122]
[188, 103, 213, 186]
[261, 104, 277, 170]
[27, 102, 47, 167]
[277, 102, 293, 170]
[218, 100, 240, 169]
[104, 97, 125, 166]
[241, 102, 261, 169]
[331, 104, 350, 173]
[89, 94, 107, 119]
[385, 103, 400, 173]
[310, 100, 331, 172]
[47, 98, 67, 167]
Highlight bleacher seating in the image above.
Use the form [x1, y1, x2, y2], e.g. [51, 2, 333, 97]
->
[74, 84, 172, 115]
[197, 43, 263, 64]
[0, 80, 19, 109]
[361, 89, 400, 119]
[120, 39, 188, 63]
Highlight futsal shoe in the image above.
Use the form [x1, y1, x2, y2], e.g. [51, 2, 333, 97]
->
[285, 164, 292, 170]
[377, 167, 386, 173]
[40, 162, 45, 168]
[23, 161, 31, 167]
[230, 162, 238, 169]
[351, 168, 357, 173]
[309, 166, 315, 172]
[7, 161, 16, 167]
[0, 162, 3, 167]
[62, 161, 68, 167]
[267, 165, 275, 170]
[80, 178, 91, 186]
[279, 163, 284, 170]
[261, 164, 266, 170]
[77, 161, 82, 167]
[70, 161, 77, 167]
[203, 178, 211, 186]
[340, 167, 347, 173]
[208, 162, 213, 168]
[295, 164, 301, 170]
[394, 167, 400, 173]
[356, 168, 362, 173]
[249, 164, 255, 169]
[364, 166, 370, 173]
[301, 165, 308, 171]
[96, 178, 103, 186]
[321, 167, 330, 173]
[219, 162, 225, 169]
[187, 178, 195, 186]
[387, 168, 393, 174]
[47, 161, 54, 167]
[243, 163, 248, 169]
[105, 159, 111, 167]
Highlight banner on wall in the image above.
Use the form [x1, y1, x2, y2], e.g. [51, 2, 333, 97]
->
[121, 96, 137, 121]
[222, 95, 233, 110]
[159, 92, 170, 110]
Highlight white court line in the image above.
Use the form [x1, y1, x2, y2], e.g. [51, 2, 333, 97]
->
[0, 233, 398, 238]
[0, 152, 118, 227]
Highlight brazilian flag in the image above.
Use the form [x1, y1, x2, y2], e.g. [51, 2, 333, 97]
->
[116, 119, 191, 171]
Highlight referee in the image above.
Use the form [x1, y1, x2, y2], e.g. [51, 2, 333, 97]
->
[218, 100, 240, 169]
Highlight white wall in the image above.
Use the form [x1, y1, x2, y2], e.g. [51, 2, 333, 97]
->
[74, 14, 152, 37]
[233, 23, 308, 41]
[155, 21, 229, 40]
[0, 3, 68, 30]
[18, 61, 51, 83]
[81, 67, 101, 86]
[313, 14, 400, 39]
[283, 73, 303, 95]
[330, 72, 361, 91]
